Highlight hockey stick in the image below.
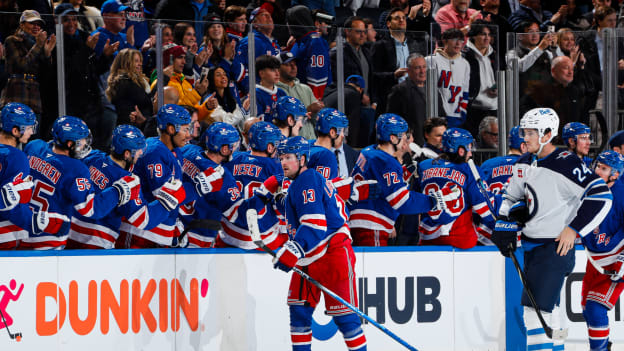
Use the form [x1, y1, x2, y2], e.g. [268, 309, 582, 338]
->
[467, 159, 568, 340]
[174, 219, 223, 248]
[0, 308, 21, 342]
[245, 209, 420, 351]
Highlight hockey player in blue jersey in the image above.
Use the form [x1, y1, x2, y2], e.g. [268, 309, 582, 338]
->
[492, 108, 612, 351]
[179, 122, 247, 248]
[67, 125, 186, 249]
[580, 151, 624, 351]
[562, 122, 593, 167]
[273, 136, 367, 351]
[349, 113, 460, 246]
[480, 125, 527, 195]
[309, 108, 344, 181]
[418, 128, 497, 249]
[273, 95, 306, 137]
[255, 55, 287, 121]
[21, 116, 142, 250]
[118, 104, 203, 248]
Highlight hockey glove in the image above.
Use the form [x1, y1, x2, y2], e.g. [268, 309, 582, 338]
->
[1, 176, 33, 211]
[492, 217, 519, 257]
[112, 175, 141, 206]
[272, 240, 304, 273]
[332, 177, 353, 202]
[431, 184, 461, 212]
[351, 179, 380, 203]
[156, 178, 186, 211]
[194, 166, 224, 195]
[508, 200, 530, 226]
[32, 211, 69, 235]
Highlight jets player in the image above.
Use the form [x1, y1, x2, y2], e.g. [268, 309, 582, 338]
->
[491, 108, 612, 351]
[180, 122, 247, 248]
[273, 96, 305, 138]
[67, 125, 186, 249]
[21, 116, 142, 250]
[220, 121, 288, 249]
[480, 125, 527, 195]
[349, 113, 460, 246]
[581, 151, 624, 351]
[272, 136, 367, 351]
[562, 122, 593, 167]
[119, 104, 204, 248]
[417, 128, 496, 249]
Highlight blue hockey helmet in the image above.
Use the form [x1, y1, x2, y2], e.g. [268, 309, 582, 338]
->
[508, 126, 523, 150]
[442, 128, 474, 153]
[112, 124, 147, 158]
[51, 116, 92, 159]
[562, 122, 591, 146]
[248, 121, 282, 151]
[376, 113, 408, 142]
[0, 102, 37, 134]
[315, 108, 348, 135]
[596, 150, 624, 177]
[277, 136, 310, 161]
[156, 104, 191, 132]
[202, 122, 240, 152]
[274, 96, 306, 122]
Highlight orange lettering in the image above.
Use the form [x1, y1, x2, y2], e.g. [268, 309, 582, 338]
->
[159, 279, 168, 332]
[100, 280, 129, 334]
[36, 282, 66, 336]
[174, 278, 198, 331]
[132, 279, 157, 333]
[69, 280, 98, 335]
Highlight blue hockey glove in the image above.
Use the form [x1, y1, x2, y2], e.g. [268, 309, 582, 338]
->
[272, 240, 304, 273]
[492, 217, 519, 257]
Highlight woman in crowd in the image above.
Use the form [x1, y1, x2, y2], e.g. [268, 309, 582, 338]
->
[201, 14, 237, 75]
[173, 22, 209, 78]
[202, 66, 249, 130]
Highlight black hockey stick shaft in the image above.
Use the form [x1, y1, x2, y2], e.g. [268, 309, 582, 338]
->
[0, 307, 21, 341]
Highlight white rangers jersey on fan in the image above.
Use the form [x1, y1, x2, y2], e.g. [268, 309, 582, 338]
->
[425, 49, 470, 128]
[501, 149, 612, 241]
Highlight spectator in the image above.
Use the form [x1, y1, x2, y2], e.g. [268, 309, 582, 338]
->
[142, 23, 173, 76]
[580, 0, 611, 25]
[286, 5, 331, 100]
[386, 53, 427, 145]
[435, 0, 480, 34]
[255, 55, 287, 121]
[173, 22, 208, 78]
[91, 0, 134, 56]
[362, 18, 376, 58]
[204, 66, 250, 130]
[508, 0, 568, 32]
[477, 0, 513, 68]
[276, 51, 322, 140]
[330, 16, 376, 109]
[154, 0, 211, 45]
[1, 10, 55, 122]
[232, 5, 281, 94]
[420, 117, 447, 159]
[463, 21, 497, 137]
[291, 0, 335, 16]
[557, 28, 596, 118]
[608, 130, 624, 155]
[379, 0, 433, 33]
[311, 9, 332, 43]
[563, 0, 592, 30]
[106, 48, 152, 128]
[224, 5, 247, 45]
[426, 28, 470, 128]
[323, 75, 370, 148]
[144, 86, 180, 138]
[201, 14, 237, 75]
[17, 0, 54, 34]
[372, 7, 428, 114]
[60, 0, 104, 33]
[477, 115, 498, 149]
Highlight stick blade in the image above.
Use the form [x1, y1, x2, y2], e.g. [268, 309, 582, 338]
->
[246, 209, 261, 242]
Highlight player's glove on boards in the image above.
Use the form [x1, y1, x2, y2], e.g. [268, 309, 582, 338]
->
[1, 176, 33, 211]
[273, 240, 304, 273]
[431, 184, 460, 212]
[492, 217, 519, 257]
[156, 178, 186, 211]
[113, 175, 141, 206]
[32, 211, 69, 235]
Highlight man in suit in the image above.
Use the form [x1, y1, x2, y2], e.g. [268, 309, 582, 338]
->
[333, 135, 360, 178]
[386, 53, 427, 145]
[372, 7, 428, 114]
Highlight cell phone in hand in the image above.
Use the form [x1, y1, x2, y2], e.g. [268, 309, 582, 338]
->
[200, 67, 210, 81]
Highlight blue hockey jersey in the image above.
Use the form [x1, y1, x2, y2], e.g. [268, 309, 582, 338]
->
[68, 150, 171, 249]
[232, 30, 281, 94]
[256, 85, 287, 121]
[22, 140, 120, 249]
[308, 144, 338, 181]
[349, 145, 435, 233]
[480, 154, 520, 195]
[290, 31, 332, 99]
[284, 168, 349, 265]
[417, 158, 496, 246]
[0, 144, 33, 246]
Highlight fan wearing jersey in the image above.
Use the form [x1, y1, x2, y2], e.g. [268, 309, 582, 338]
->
[273, 95, 305, 138]
[492, 108, 612, 351]
[179, 122, 244, 248]
[562, 122, 593, 167]
[22, 116, 141, 250]
[418, 128, 496, 249]
[67, 125, 185, 249]
[581, 151, 624, 351]
[349, 113, 460, 246]
[255, 55, 287, 121]
[119, 104, 198, 248]
[220, 121, 287, 249]
[274, 136, 366, 351]
[0, 103, 46, 249]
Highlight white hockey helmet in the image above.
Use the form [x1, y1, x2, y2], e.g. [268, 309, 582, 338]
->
[519, 108, 559, 139]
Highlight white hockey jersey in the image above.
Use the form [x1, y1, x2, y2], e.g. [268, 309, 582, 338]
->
[426, 49, 470, 128]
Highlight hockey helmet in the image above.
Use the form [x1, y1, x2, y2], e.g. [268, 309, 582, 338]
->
[562, 122, 592, 146]
[277, 136, 310, 161]
[202, 122, 240, 152]
[112, 124, 147, 159]
[156, 104, 191, 132]
[596, 150, 624, 177]
[51, 116, 92, 159]
[0, 102, 37, 134]
[442, 128, 474, 153]
[376, 113, 408, 142]
[274, 96, 306, 122]
[519, 108, 559, 141]
[508, 125, 523, 150]
[248, 121, 282, 152]
[315, 108, 348, 135]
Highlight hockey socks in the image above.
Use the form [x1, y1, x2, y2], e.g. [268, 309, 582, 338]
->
[290, 305, 313, 351]
[524, 306, 553, 351]
[334, 313, 367, 351]
[583, 301, 610, 351]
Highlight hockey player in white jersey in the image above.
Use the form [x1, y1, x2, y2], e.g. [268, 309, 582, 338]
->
[492, 108, 612, 351]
